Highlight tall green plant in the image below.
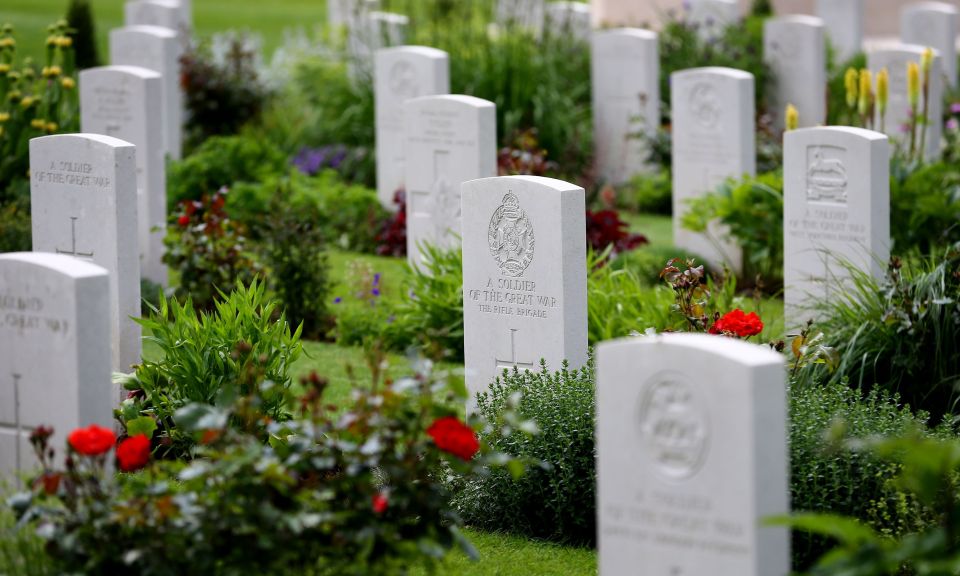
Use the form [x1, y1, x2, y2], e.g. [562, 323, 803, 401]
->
[64, 0, 99, 69]
[120, 281, 303, 459]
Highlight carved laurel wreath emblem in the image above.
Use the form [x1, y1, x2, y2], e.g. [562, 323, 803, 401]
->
[487, 192, 535, 277]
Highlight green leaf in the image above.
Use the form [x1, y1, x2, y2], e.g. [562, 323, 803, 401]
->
[125, 416, 158, 438]
[174, 403, 228, 432]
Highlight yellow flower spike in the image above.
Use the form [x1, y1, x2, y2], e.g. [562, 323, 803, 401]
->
[19, 96, 34, 108]
[0, 113, 9, 122]
[858, 69, 872, 117]
[45, 35, 56, 46]
[42, 65, 61, 78]
[876, 68, 889, 117]
[844, 67, 858, 109]
[30, 119, 45, 130]
[921, 47, 934, 74]
[907, 61, 920, 109]
[785, 103, 799, 131]
[0, 64, 9, 74]
[0, 38, 15, 48]
[58, 36, 73, 48]
[46, 122, 58, 133]
[61, 77, 75, 90]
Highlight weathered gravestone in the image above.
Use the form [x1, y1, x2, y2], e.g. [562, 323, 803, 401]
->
[784, 127, 890, 327]
[462, 176, 588, 405]
[124, 0, 190, 34]
[687, 0, 739, 41]
[902, 2, 958, 87]
[545, 2, 592, 42]
[591, 28, 659, 185]
[375, 46, 450, 211]
[868, 44, 943, 161]
[764, 15, 826, 130]
[671, 67, 755, 274]
[110, 26, 183, 161]
[816, 0, 863, 63]
[496, 0, 546, 36]
[30, 134, 142, 372]
[80, 65, 167, 287]
[596, 333, 789, 576]
[0, 253, 112, 480]
[348, 11, 409, 80]
[404, 95, 496, 266]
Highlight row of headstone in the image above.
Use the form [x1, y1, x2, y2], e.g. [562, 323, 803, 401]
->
[454, 174, 789, 574]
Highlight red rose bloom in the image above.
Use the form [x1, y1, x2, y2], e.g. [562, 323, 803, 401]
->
[116, 434, 151, 472]
[426, 417, 480, 461]
[67, 424, 116, 456]
[372, 492, 389, 514]
[177, 214, 190, 227]
[709, 309, 764, 338]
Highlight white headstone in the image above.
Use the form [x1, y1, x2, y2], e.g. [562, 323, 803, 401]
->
[597, 333, 789, 576]
[124, 0, 189, 33]
[462, 176, 588, 405]
[688, 0, 739, 41]
[764, 15, 827, 131]
[816, 0, 863, 62]
[672, 67, 755, 273]
[80, 66, 167, 288]
[348, 11, 409, 80]
[591, 28, 660, 185]
[784, 127, 890, 326]
[374, 46, 450, 211]
[329, 0, 378, 29]
[497, 0, 546, 35]
[0, 253, 113, 480]
[902, 2, 958, 87]
[868, 44, 944, 161]
[545, 2, 592, 41]
[405, 95, 497, 265]
[110, 25, 184, 160]
[30, 134, 142, 372]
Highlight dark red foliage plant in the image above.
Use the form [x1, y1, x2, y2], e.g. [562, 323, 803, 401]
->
[585, 209, 648, 255]
[375, 189, 407, 257]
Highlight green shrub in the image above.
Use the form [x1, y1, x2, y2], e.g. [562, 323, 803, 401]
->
[120, 280, 302, 460]
[788, 381, 950, 570]
[167, 134, 288, 209]
[890, 161, 960, 254]
[0, 498, 53, 576]
[164, 188, 263, 311]
[682, 170, 784, 288]
[459, 358, 596, 546]
[64, 0, 99, 70]
[260, 189, 331, 340]
[620, 168, 672, 215]
[229, 170, 387, 253]
[0, 194, 31, 252]
[809, 247, 960, 422]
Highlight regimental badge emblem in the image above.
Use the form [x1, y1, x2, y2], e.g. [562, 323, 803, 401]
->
[488, 192, 535, 277]
[805, 145, 848, 204]
[689, 81, 720, 130]
[389, 60, 418, 99]
[637, 373, 710, 481]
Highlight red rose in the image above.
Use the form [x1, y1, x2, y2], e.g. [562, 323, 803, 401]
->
[710, 309, 764, 338]
[116, 434, 151, 472]
[372, 492, 388, 514]
[426, 417, 480, 461]
[177, 214, 190, 227]
[37, 472, 61, 495]
[67, 424, 116, 456]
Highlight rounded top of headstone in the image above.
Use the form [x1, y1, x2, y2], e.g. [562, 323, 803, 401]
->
[132, 0, 182, 8]
[672, 66, 754, 81]
[595, 27, 657, 41]
[376, 45, 448, 61]
[903, 1, 958, 16]
[548, 1, 590, 13]
[0, 252, 109, 280]
[599, 332, 784, 368]
[785, 126, 889, 150]
[766, 14, 825, 28]
[369, 11, 409, 24]
[80, 65, 163, 81]
[111, 25, 178, 39]
[30, 133, 136, 151]
[869, 43, 941, 57]
[464, 175, 582, 194]
[405, 94, 495, 111]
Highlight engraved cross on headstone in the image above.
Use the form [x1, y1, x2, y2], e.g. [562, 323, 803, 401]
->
[2, 373, 24, 480]
[410, 149, 451, 218]
[495, 328, 535, 372]
[56, 217, 94, 260]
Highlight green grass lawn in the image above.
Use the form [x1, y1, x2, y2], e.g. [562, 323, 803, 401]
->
[4, 0, 329, 64]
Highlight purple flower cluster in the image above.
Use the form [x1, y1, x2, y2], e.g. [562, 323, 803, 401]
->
[292, 146, 349, 176]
